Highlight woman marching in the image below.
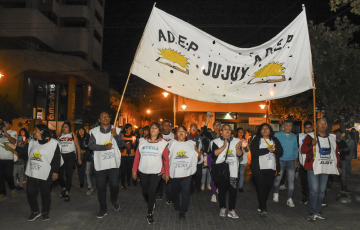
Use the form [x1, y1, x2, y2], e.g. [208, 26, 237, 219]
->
[211, 124, 244, 218]
[120, 123, 136, 189]
[250, 123, 283, 217]
[236, 128, 249, 193]
[169, 126, 200, 220]
[5, 124, 61, 221]
[132, 122, 169, 224]
[58, 121, 82, 202]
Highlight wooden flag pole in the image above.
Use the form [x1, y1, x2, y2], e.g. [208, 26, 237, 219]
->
[110, 2, 157, 141]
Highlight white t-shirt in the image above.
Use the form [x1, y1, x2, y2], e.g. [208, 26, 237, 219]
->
[0, 130, 17, 160]
[58, 133, 76, 154]
[258, 138, 276, 170]
[162, 132, 175, 142]
[168, 140, 198, 178]
[25, 139, 58, 180]
[298, 133, 307, 166]
[138, 138, 168, 174]
[212, 138, 240, 178]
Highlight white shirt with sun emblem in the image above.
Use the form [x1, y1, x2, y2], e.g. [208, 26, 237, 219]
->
[212, 138, 240, 178]
[168, 140, 198, 178]
[25, 139, 58, 180]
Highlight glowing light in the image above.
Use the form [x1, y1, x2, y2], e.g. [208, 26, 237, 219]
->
[162, 92, 169, 98]
[181, 103, 186, 110]
[160, 118, 163, 122]
[259, 104, 266, 109]
[146, 109, 151, 114]
[0, 73, 3, 79]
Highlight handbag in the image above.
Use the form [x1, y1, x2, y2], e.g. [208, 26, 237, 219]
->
[211, 140, 231, 183]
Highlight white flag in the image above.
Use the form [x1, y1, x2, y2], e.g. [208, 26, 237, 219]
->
[131, 7, 313, 103]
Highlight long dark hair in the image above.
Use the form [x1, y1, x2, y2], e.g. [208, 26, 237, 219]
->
[121, 123, 133, 136]
[255, 123, 275, 141]
[61, 121, 72, 133]
[19, 128, 30, 139]
[36, 124, 53, 140]
[77, 127, 88, 138]
[146, 122, 162, 140]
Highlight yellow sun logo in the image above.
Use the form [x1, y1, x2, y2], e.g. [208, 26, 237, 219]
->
[176, 149, 187, 157]
[225, 149, 233, 156]
[33, 151, 41, 159]
[158, 49, 189, 68]
[254, 62, 285, 78]
[102, 141, 110, 145]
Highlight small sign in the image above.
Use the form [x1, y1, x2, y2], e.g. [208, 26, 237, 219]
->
[249, 117, 266, 125]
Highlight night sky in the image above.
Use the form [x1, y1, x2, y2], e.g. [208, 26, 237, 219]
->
[102, 0, 355, 94]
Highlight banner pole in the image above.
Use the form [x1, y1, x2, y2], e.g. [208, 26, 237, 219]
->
[111, 3, 157, 141]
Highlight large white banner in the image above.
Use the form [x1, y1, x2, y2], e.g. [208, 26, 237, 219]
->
[131, 7, 313, 103]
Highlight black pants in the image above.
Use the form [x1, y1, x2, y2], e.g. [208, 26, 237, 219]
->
[139, 172, 162, 214]
[95, 168, 119, 211]
[58, 153, 76, 192]
[192, 164, 202, 192]
[120, 156, 134, 186]
[172, 176, 192, 213]
[253, 169, 275, 211]
[0, 159, 15, 195]
[26, 175, 52, 214]
[77, 162, 86, 186]
[157, 177, 173, 201]
[218, 177, 238, 211]
[299, 165, 309, 198]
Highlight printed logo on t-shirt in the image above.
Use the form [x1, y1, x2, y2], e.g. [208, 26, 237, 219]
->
[225, 149, 235, 157]
[175, 149, 188, 159]
[102, 141, 110, 145]
[31, 151, 43, 162]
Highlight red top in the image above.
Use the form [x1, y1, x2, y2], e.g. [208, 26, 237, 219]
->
[301, 133, 340, 170]
[132, 138, 170, 177]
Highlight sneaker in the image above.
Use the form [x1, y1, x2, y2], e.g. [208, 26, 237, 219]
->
[146, 213, 155, 224]
[315, 212, 326, 220]
[307, 214, 316, 221]
[64, 194, 70, 202]
[86, 188, 94, 196]
[238, 188, 244, 193]
[322, 202, 328, 207]
[227, 210, 239, 219]
[166, 199, 173, 205]
[179, 212, 186, 220]
[0, 194, 6, 201]
[273, 193, 279, 203]
[287, 198, 295, 207]
[207, 185, 211, 190]
[156, 193, 163, 200]
[211, 194, 217, 203]
[219, 208, 227, 217]
[113, 201, 120, 211]
[301, 197, 308, 205]
[59, 190, 65, 198]
[340, 188, 351, 194]
[28, 212, 41, 221]
[260, 211, 268, 217]
[201, 184, 205, 191]
[96, 210, 107, 219]
[279, 184, 286, 190]
[42, 212, 50, 221]
[10, 189, 16, 198]
[257, 208, 261, 212]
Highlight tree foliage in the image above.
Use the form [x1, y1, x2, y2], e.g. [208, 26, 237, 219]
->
[330, 0, 360, 15]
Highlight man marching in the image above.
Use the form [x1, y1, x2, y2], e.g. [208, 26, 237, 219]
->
[89, 111, 124, 218]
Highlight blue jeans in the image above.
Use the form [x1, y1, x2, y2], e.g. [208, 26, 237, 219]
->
[201, 168, 211, 185]
[307, 170, 328, 214]
[273, 160, 295, 199]
[238, 164, 246, 189]
[172, 176, 192, 213]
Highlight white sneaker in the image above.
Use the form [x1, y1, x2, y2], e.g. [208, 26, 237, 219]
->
[273, 193, 279, 203]
[207, 185, 212, 190]
[287, 198, 295, 207]
[279, 184, 287, 190]
[201, 184, 205, 191]
[211, 194, 217, 203]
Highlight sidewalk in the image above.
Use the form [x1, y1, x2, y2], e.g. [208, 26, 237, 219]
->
[0, 149, 359, 230]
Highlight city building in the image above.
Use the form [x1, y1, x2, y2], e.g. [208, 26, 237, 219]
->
[0, 0, 108, 133]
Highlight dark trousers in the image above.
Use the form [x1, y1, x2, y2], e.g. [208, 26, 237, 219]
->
[192, 164, 202, 192]
[218, 177, 238, 211]
[0, 159, 15, 195]
[58, 153, 75, 192]
[172, 176, 192, 213]
[95, 168, 119, 211]
[157, 177, 173, 201]
[139, 172, 162, 214]
[253, 169, 275, 211]
[26, 175, 52, 214]
[120, 156, 134, 186]
[299, 165, 309, 198]
[77, 163, 86, 186]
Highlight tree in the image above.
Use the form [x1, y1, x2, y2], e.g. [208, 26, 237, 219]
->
[330, 0, 360, 15]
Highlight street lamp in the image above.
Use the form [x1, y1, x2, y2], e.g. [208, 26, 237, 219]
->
[146, 109, 151, 114]
[259, 101, 271, 124]
[162, 92, 169, 98]
[181, 103, 186, 110]
[0, 73, 4, 79]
